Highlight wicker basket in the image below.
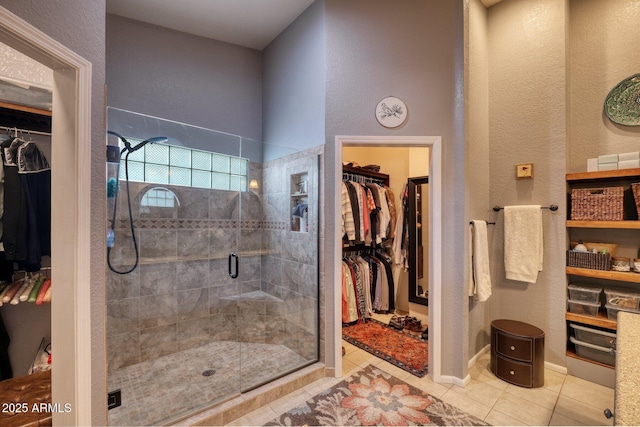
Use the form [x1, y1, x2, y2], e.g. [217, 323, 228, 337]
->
[570, 187, 624, 221]
[632, 183, 640, 217]
[567, 250, 611, 271]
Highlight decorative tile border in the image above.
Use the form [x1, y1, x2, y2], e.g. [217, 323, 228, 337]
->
[114, 218, 286, 230]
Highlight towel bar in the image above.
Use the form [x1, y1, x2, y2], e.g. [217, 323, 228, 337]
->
[493, 204, 558, 212]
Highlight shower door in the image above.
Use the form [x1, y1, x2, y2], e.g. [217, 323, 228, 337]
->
[105, 108, 319, 426]
[106, 108, 246, 426]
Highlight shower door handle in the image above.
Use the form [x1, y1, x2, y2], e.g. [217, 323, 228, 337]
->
[228, 253, 239, 279]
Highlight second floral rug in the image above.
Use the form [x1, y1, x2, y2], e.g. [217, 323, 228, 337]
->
[264, 364, 489, 426]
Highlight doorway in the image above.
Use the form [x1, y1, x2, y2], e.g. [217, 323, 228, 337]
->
[334, 135, 442, 382]
[0, 7, 93, 425]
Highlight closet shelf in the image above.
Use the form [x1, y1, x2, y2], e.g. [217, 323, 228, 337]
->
[566, 267, 640, 284]
[565, 310, 616, 330]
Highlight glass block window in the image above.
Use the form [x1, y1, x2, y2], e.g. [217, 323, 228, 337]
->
[141, 187, 178, 208]
[118, 137, 248, 191]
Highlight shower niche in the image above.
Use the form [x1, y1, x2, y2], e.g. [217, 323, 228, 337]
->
[290, 171, 309, 233]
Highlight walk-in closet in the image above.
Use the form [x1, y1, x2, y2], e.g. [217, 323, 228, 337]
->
[0, 40, 53, 425]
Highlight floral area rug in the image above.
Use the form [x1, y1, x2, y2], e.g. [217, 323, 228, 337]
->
[342, 318, 428, 377]
[264, 364, 489, 426]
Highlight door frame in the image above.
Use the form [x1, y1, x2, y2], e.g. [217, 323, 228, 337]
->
[334, 135, 442, 382]
[0, 7, 93, 425]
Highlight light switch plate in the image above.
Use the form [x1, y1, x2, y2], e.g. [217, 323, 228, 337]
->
[516, 163, 533, 179]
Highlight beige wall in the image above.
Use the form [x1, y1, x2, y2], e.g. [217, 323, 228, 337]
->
[568, 0, 640, 173]
[467, 0, 569, 367]
[468, 0, 640, 370]
[466, 0, 493, 358]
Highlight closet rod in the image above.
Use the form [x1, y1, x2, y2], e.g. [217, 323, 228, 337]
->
[492, 204, 558, 212]
[13, 266, 52, 274]
[0, 125, 51, 137]
[469, 221, 496, 225]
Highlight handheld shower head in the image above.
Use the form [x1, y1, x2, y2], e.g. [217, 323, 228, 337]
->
[106, 130, 168, 275]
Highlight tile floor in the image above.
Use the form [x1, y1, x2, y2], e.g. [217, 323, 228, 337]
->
[108, 341, 307, 426]
[227, 320, 615, 426]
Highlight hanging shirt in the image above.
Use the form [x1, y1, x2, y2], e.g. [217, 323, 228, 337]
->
[341, 182, 356, 241]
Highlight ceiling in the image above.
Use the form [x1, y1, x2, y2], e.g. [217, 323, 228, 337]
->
[107, 0, 504, 51]
[106, 0, 315, 50]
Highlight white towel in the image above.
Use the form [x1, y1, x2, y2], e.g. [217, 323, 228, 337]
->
[469, 220, 492, 301]
[504, 205, 543, 283]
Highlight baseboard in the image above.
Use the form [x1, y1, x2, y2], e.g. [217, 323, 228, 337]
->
[433, 344, 490, 388]
[468, 344, 491, 369]
[438, 374, 470, 387]
[545, 361, 568, 375]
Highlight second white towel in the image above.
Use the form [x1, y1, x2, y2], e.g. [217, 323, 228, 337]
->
[469, 220, 492, 301]
[504, 205, 543, 283]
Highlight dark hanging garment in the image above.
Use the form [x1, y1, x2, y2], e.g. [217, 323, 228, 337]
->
[376, 251, 395, 311]
[18, 142, 51, 271]
[0, 312, 12, 380]
[1, 138, 28, 262]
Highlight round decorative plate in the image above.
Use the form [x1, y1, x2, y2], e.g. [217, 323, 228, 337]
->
[375, 96, 408, 128]
[604, 73, 640, 126]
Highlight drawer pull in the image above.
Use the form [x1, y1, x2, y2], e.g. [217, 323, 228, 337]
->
[509, 370, 515, 375]
[510, 345, 516, 351]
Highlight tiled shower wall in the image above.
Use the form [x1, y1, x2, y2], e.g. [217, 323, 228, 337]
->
[261, 146, 321, 362]
[106, 145, 322, 373]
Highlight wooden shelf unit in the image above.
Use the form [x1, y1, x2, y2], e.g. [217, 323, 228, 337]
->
[565, 167, 640, 373]
[566, 267, 640, 284]
[565, 310, 617, 330]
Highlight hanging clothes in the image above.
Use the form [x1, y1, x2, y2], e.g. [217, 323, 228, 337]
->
[18, 141, 51, 271]
[1, 137, 29, 264]
[392, 183, 409, 271]
[342, 180, 395, 246]
[0, 137, 51, 272]
[0, 311, 12, 380]
[342, 252, 396, 318]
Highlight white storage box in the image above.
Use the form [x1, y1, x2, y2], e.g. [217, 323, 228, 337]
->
[598, 163, 618, 171]
[618, 159, 640, 169]
[618, 152, 640, 162]
[568, 299, 600, 317]
[570, 336, 615, 366]
[568, 284, 602, 304]
[598, 154, 619, 164]
[604, 287, 640, 310]
[570, 323, 615, 348]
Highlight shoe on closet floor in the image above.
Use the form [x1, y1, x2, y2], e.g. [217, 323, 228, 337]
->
[404, 317, 423, 332]
[421, 327, 428, 340]
[389, 315, 407, 330]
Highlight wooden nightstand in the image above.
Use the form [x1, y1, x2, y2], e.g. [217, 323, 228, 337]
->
[490, 319, 545, 388]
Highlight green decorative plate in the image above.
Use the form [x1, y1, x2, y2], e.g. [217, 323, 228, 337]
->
[604, 73, 640, 126]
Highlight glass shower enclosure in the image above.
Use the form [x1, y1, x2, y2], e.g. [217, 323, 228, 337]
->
[105, 107, 319, 426]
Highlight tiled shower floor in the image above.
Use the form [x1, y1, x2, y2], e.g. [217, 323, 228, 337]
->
[107, 340, 308, 426]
